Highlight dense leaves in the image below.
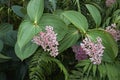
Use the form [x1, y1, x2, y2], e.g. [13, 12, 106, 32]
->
[29, 49, 68, 80]
[0, 23, 13, 38]
[0, 0, 120, 80]
[4, 31, 17, 47]
[0, 54, 11, 63]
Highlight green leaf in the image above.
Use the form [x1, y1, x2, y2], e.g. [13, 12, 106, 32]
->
[58, 26, 80, 52]
[17, 20, 41, 49]
[105, 63, 120, 80]
[113, 9, 120, 17]
[15, 41, 38, 60]
[98, 63, 107, 78]
[86, 4, 101, 26]
[42, 57, 69, 80]
[0, 54, 11, 63]
[12, 5, 26, 18]
[4, 31, 17, 47]
[62, 11, 88, 33]
[0, 40, 3, 52]
[83, 63, 90, 74]
[27, 0, 44, 22]
[29, 50, 68, 80]
[92, 65, 97, 77]
[52, 58, 69, 80]
[0, 23, 13, 38]
[39, 13, 68, 41]
[86, 63, 92, 76]
[76, 59, 90, 67]
[71, 70, 82, 76]
[87, 29, 118, 62]
[49, 0, 57, 11]
[53, 10, 71, 25]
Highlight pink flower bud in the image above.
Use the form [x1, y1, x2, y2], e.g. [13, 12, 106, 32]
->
[72, 45, 88, 61]
[105, 23, 120, 41]
[81, 37, 105, 65]
[106, 0, 116, 7]
[32, 26, 59, 57]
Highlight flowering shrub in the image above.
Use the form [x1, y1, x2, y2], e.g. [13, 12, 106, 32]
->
[0, 0, 120, 80]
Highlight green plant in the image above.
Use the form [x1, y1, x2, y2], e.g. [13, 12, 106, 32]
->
[0, 0, 120, 80]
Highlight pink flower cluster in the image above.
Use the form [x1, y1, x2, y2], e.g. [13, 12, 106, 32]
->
[81, 37, 105, 65]
[32, 26, 59, 57]
[106, 0, 116, 7]
[105, 23, 120, 41]
[72, 45, 88, 61]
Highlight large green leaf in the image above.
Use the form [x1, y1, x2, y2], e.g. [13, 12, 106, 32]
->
[15, 41, 38, 60]
[0, 54, 11, 63]
[59, 26, 80, 53]
[62, 11, 88, 33]
[0, 40, 3, 52]
[39, 13, 68, 41]
[12, 5, 26, 18]
[87, 29, 118, 62]
[0, 23, 13, 38]
[4, 31, 17, 47]
[17, 20, 41, 49]
[27, 0, 44, 22]
[86, 4, 101, 26]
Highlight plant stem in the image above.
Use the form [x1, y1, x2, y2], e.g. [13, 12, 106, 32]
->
[76, 0, 81, 12]
[8, 0, 10, 23]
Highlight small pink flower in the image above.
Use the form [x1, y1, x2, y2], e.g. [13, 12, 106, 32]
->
[81, 37, 105, 65]
[105, 23, 120, 41]
[32, 26, 59, 57]
[72, 45, 88, 61]
[106, 0, 116, 7]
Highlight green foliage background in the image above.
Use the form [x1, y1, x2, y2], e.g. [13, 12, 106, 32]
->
[0, 0, 120, 80]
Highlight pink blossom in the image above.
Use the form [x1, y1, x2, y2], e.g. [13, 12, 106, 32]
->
[106, 0, 116, 7]
[81, 37, 105, 65]
[32, 26, 59, 57]
[72, 45, 88, 61]
[105, 23, 120, 41]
